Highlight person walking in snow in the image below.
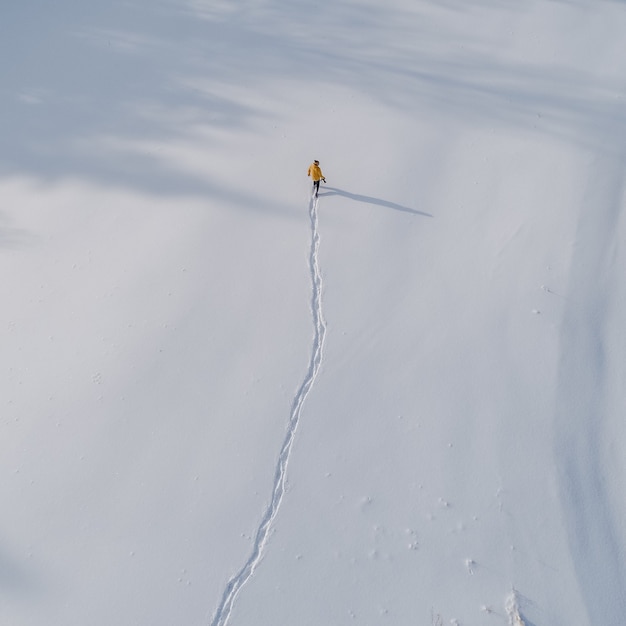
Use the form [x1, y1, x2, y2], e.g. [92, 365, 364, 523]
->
[307, 160, 326, 197]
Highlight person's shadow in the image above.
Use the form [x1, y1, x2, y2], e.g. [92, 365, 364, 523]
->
[318, 186, 432, 217]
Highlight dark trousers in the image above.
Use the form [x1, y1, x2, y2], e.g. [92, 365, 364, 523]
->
[313, 180, 320, 196]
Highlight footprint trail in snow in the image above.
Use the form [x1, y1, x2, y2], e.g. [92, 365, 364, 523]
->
[209, 195, 326, 626]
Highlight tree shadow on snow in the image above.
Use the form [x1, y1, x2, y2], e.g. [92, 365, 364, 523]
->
[3, 0, 626, 200]
[0, 2, 284, 206]
[319, 187, 432, 217]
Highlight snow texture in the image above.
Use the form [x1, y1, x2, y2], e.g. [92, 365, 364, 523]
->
[2, 1, 626, 625]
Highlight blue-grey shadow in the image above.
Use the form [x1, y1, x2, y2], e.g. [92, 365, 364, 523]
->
[0, 213, 34, 250]
[319, 187, 432, 217]
[0, 229, 32, 249]
[516, 610, 537, 626]
[3, 0, 625, 201]
[0, 543, 41, 598]
[514, 591, 538, 626]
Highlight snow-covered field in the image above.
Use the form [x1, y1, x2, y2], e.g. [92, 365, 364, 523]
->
[2, 1, 626, 625]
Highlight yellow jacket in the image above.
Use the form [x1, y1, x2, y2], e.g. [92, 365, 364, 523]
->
[307, 163, 324, 182]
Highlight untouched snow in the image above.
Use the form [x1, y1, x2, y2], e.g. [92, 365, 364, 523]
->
[2, 1, 626, 625]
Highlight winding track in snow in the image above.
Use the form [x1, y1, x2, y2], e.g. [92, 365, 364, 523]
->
[209, 195, 326, 626]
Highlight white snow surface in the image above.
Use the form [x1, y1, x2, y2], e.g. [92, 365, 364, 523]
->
[2, 1, 626, 625]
